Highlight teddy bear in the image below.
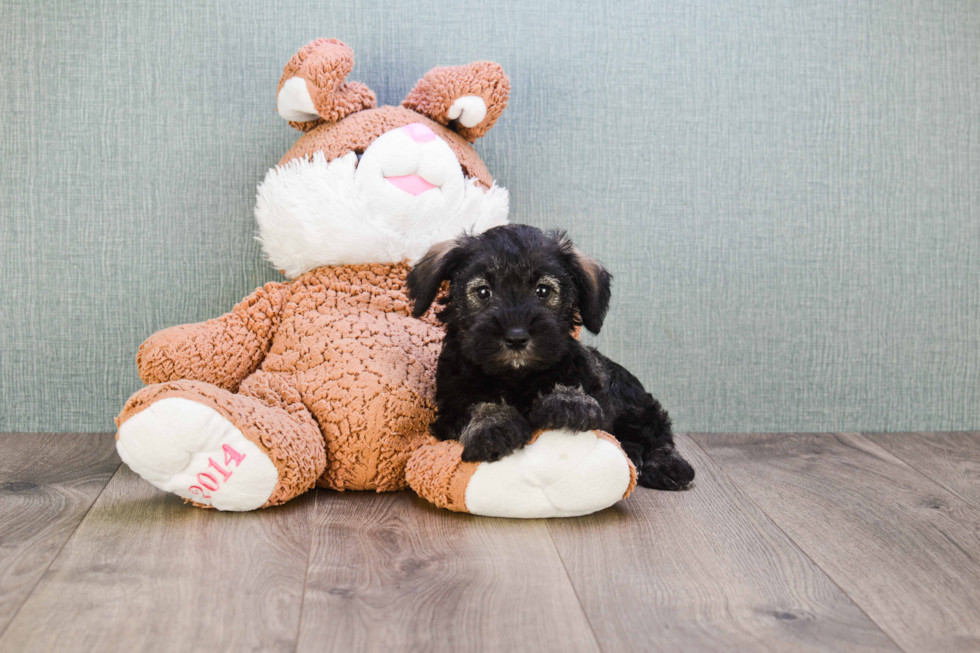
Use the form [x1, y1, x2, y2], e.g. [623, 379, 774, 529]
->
[114, 38, 636, 518]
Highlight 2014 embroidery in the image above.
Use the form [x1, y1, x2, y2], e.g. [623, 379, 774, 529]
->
[188, 444, 246, 500]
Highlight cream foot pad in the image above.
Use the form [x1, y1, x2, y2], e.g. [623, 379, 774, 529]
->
[465, 429, 634, 518]
[407, 429, 636, 518]
[117, 398, 279, 511]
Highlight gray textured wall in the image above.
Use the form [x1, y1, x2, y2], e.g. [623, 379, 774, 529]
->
[1, 0, 978, 433]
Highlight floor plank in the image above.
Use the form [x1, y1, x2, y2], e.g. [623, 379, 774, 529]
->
[0, 433, 118, 637]
[694, 432, 980, 653]
[0, 465, 316, 653]
[547, 435, 898, 653]
[866, 432, 980, 510]
[296, 491, 601, 653]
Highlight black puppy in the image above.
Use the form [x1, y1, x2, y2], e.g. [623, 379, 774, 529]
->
[406, 224, 694, 491]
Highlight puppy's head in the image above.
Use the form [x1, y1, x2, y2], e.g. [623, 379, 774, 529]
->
[407, 224, 612, 375]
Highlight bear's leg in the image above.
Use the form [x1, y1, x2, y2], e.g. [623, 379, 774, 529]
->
[405, 430, 637, 518]
[116, 377, 325, 511]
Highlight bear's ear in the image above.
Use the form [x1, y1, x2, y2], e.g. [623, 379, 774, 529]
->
[276, 38, 376, 132]
[402, 62, 510, 142]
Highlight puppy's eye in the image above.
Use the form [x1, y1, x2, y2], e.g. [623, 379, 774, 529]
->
[535, 284, 553, 299]
[475, 286, 492, 301]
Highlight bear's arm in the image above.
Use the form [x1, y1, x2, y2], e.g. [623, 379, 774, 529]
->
[135, 281, 289, 392]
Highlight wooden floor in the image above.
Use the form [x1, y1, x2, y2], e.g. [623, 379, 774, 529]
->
[1, 433, 979, 652]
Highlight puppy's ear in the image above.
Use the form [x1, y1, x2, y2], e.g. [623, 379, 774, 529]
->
[558, 235, 612, 334]
[407, 239, 467, 318]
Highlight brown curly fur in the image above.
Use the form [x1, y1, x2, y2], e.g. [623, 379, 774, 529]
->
[402, 61, 510, 142]
[124, 264, 444, 497]
[276, 38, 377, 130]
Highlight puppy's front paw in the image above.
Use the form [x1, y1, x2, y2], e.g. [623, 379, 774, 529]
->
[460, 403, 533, 463]
[529, 385, 605, 432]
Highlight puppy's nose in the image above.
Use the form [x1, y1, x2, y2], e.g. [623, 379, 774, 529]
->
[403, 122, 436, 143]
[503, 328, 530, 350]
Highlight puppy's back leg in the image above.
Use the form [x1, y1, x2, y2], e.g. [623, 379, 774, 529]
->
[613, 401, 693, 490]
[603, 357, 695, 491]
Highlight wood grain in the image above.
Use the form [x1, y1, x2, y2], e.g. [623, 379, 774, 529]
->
[0, 465, 316, 653]
[547, 435, 898, 652]
[0, 433, 118, 637]
[695, 432, 980, 653]
[866, 432, 980, 510]
[296, 491, 600, 653]
[8, 432, 980, 652]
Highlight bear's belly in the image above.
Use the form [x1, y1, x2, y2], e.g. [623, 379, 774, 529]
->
[260, 307, 444, 491]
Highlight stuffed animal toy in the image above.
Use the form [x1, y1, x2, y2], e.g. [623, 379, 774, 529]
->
[115, 38, 637, 517]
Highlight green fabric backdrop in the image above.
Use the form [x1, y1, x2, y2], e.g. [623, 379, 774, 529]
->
[1, 0, 978, 432]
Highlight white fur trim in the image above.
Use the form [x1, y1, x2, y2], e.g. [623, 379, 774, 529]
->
[277, 77, 319, 123]
[255, 142, 509, 277]
[117, 398, 279, 511]
[464, 430, 632, 518]
[448, 95, 487, 128]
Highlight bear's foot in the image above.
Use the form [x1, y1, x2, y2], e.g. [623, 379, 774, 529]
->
[406, 430, 636, 518]
[116, 380, 326, 511]
[118, 398, 279, 511]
